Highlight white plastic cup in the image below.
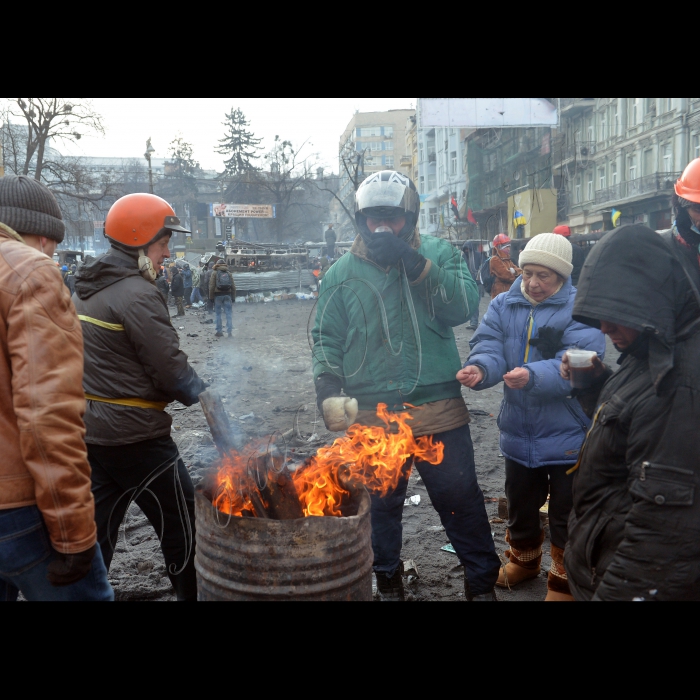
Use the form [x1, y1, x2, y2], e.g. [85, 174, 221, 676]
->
[567, 349, 597, 389]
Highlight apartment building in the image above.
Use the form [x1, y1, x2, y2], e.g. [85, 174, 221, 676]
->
[416, 123, 470, 237]
[337, 108, 415, 238]
[555, 98, 700, 233]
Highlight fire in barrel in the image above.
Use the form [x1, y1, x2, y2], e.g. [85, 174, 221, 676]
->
[195, 394, 444, 601]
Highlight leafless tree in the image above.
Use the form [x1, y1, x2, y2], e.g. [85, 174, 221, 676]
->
[1, 98, 104, 182]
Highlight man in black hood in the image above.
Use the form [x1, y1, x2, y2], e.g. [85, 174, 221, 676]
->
[561, 224, 700, 601]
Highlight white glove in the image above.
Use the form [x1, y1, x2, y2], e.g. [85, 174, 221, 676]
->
[322, 397, 359, 431]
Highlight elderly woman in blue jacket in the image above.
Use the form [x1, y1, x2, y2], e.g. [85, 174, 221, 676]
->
[458, 233, 605, 601]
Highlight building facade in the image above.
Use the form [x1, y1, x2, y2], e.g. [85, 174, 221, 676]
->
[337, 108, 415, 238]
[555, 97, 700, 233]
[416, 123, 470, 237]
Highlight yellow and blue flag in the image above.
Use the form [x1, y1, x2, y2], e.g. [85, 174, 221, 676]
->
[513, 209, 527, 228]
[612, 208, 621, 227]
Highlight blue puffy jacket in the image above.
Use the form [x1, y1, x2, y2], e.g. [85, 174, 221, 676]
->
[181, 268, 193, 288]
[467, 277, 606, 468]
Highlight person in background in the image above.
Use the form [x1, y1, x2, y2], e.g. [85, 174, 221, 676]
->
[182, 263, 193, 308]
[156, 269, 170, 303]
[553, 225, 586, 287]
[64, 263, 77, 296]
[325, 224, 337, 259]
[489, 234, 521, 299]
[0, 175, 113, 601]
[199, 262, 211, 311]
[190, 263, 202, 305]
[667, 158, 700, 285]
[563, 224, 700, 601]
[204, 261, 215, 314]
[73, 193, 206, 601]
[462, 240, 485, 329]
[460, 233, 605, 601]
[209, 259, 235, 338]
[170, 266, 185, 317]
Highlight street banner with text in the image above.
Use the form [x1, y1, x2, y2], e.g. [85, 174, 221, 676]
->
[210, 204, 276, 218]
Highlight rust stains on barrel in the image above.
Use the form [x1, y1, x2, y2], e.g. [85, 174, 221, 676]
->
[194, 485, 373, 601]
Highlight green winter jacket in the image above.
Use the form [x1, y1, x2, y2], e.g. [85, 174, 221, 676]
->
[312, 232, 477, 411]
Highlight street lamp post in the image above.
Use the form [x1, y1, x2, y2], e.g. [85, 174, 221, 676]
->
[144, 138, 155, 194]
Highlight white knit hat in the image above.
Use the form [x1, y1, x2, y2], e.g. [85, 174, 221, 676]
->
[518, 233, 573, 278]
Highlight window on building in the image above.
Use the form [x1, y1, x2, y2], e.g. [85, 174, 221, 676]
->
[662, 144, 673, 173]
[613, 104, 619, 136]
[611, 163, 618, 185]
[384, 141, 393, 151]
[587, 176, 594, 201]
[575, 178, 582, 204]
[628, 155, 637, 180]
[694, 134, 700, 160]
[385, 156, 394, 167]
[599, 167, 606, 190]
[419, 176, 425, 194]
[419, 144, 424, 162]
[450, 151, 457, 175]
[666, 98, 673, 113]
[600, 114, 607, 141]
[428, 174, 436, 191]
[631, 98, 640, 126]
[429, 207, 438, 225]
[420, 211, 426, 228]
[359, 126, 381, 137]
[587, 124, 594, 142]
[643, 149, 653, 176]
[384, 127, 394, 138]
[438, 162, 445, 186]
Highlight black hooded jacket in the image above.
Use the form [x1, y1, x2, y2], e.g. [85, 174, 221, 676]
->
[565, 225, 700, 601]
[73, 248, 206, 446]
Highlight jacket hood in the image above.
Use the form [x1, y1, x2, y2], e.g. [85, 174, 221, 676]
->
[573, 224, 692, 388]
[213, 262, 229, 271]
[74, 247, 141, 300]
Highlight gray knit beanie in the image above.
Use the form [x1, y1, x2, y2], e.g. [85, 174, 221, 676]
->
[0, 175, 65, 243]
[518, 233, 573, 278]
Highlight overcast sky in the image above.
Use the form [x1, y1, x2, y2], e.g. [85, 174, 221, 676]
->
[64, 98, 416, 174]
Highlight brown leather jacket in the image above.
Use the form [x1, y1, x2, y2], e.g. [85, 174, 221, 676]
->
[0, 223, 96, 554]
[490, 253, 521, 298]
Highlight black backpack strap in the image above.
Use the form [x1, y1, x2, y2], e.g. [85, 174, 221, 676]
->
[660, 230, 700, 336]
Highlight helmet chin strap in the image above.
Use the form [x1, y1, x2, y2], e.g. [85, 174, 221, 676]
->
[138, 249, 157, 281]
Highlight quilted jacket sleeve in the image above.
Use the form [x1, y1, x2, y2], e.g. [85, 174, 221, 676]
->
[467, 295, 509, 388]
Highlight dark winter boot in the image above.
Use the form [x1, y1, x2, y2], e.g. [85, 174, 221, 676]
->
[545, 543, 574, 601]
[496, 529, 544, 589]
[464, 576, 498, 601]
[375, 563, 405, 601]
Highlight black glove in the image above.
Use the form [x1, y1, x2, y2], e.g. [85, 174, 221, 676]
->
[366, 232, 427, 282]
[315, 373, 342, 413]
[47, 544, 97, 587]
[528, 326, 565, 360]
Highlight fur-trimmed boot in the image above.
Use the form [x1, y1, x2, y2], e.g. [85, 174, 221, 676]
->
[495, 529, 543, 589]
[544, 544, 574, 601]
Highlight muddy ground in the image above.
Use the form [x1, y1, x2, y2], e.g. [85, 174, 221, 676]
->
[109, 293, 618, 602]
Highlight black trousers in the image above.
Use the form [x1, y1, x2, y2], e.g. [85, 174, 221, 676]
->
[88, 436, 197, 601]
[504, 459, 573, 550]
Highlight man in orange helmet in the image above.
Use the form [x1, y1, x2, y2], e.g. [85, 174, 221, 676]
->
[73, 193, 207, 601]
[668, 158, 700, 286]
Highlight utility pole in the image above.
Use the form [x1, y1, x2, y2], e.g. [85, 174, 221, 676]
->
[145, 138, 155, 194]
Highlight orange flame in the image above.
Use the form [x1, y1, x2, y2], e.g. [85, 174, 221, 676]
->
[213, 403, 444, 518]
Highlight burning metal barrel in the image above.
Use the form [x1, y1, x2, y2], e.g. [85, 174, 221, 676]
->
[194, 484, 373, 601]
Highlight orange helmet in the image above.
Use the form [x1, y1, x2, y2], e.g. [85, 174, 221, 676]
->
[675, 159, 700, 204]
[105, 193, 189, 249]
[493, 233, 511, 248]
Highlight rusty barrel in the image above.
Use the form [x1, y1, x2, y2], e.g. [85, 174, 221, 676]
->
[194, 485, 373, 601]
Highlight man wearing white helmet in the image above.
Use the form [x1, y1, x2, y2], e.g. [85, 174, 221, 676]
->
[312, 171, 500, 601]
